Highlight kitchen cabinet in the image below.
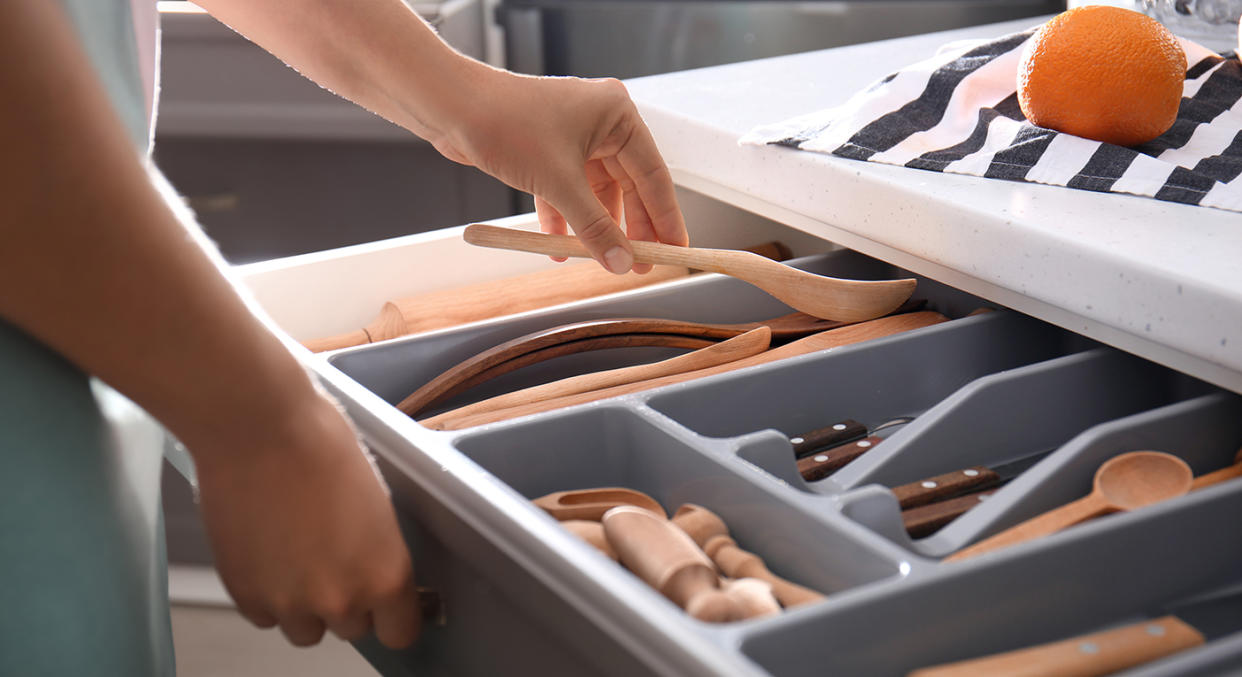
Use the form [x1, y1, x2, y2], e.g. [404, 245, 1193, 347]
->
[233, 17, 1242, 677]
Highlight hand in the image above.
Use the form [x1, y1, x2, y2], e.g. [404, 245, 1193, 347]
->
[432, 68, 689, 274]
[192, 391, 421, 649]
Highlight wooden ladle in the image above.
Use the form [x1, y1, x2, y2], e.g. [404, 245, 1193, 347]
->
[463, 224, 917, 323]
[946, 451, 1193, 562]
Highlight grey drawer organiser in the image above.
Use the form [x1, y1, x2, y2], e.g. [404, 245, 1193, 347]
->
[320, 249, 1242, 676]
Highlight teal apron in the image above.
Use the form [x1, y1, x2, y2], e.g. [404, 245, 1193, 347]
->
[0, 2, 176, 674]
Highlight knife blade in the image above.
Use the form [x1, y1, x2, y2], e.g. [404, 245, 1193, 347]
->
[907, 588, 1242, 677]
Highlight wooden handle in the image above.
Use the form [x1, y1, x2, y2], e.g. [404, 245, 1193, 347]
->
[1192, 460, 1242, 490]
[601, 506, 740, 622]
[902, 489, 997, 539]
[431, 312, 948, 430]
[907, 616, 1204, 677]
[790, 420, 868, 457]
[721, 578, 782, 619]
[892, 467, 1002, 510]
[561, 520, 618, 560]
[945, 494, 1111, 562]
[533, 487, 666, 521]
[797, 437, 884, 482]
[465, 223, 742, 273]
[704, 535, 825, 607]
[422, 328, 770, 429]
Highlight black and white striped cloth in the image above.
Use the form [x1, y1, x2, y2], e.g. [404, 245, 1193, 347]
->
[741, 29, 1242, 212]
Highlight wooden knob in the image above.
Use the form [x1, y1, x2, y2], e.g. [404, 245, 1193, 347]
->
[722, 578, 781, 619]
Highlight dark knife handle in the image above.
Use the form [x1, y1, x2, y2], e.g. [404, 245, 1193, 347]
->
[790, 419, 868, 458]
[797, 436, 882, 482]
[902, 489, 997, 539]
[892, 466, 1002, 510]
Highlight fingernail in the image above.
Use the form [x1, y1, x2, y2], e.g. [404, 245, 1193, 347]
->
[603, 246, 633, 274]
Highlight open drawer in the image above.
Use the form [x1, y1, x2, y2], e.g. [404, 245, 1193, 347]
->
[236, 189, 1242, 677]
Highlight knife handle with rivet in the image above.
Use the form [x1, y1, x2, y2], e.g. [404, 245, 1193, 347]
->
[906, 615, 1204, 677]
[902, 489, 997, 539]
[892, 466, 1002, 510]
[790, 419, 868, 458]
[797, 436, 883, 482]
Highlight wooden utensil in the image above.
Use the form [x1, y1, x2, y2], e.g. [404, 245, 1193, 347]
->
[534, 487, 666, 521]
[399, 302, 925, 418]
[907, 616, 1204, 677]
[672, 505, 824, 608]
[601, 506, 741, 623]
[721, 578, 782, 619]
[464, 224, 918, 322]
[945, 451, 1193, 562]
[430, 311, 948, 430]
[561, 520, 618, 560]
[422, 328, 771, 429]
[303, 261, 692, 352]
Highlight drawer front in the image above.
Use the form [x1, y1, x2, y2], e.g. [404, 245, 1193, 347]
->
[242, 204, 1242, 676]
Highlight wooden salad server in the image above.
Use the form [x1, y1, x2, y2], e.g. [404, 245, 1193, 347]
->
[430, 311, 948, 430]
[946, 451, 1193, 562]
[533, 487, 666, 521]
[464, 224, 918, 323]
[421, 328, 770, 429]
[601, 506, 743, 623]
[399, 302, 925, 418]
[672, 505, 824, 608]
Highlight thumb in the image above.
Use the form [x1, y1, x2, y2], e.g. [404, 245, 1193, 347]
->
[544, 173, 633, 274]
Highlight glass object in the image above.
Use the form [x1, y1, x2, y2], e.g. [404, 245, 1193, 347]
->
[1140, 0, 1241, 52]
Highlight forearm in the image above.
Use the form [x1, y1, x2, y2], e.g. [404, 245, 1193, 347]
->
[0, 1, 319, 458]
[193, 0, 487, 149]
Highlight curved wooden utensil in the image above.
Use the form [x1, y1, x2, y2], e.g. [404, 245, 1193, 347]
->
[464, 224, 917, 322]
[421, 328, 771, 429]
[946, 451, 1193, 562]
[534, 487, 666, 521]
[435, 311, 948, 430]
[395, 305, 912, 417]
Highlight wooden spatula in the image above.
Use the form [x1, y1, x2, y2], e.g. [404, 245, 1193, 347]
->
[464, 224, 917, 322]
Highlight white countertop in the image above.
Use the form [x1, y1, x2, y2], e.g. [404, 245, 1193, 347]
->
[626, 17, 1242, 394]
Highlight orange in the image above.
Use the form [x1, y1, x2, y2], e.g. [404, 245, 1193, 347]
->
[1017, 6, 1187, 147]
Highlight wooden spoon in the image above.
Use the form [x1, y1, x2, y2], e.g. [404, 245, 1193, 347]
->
[533, 487, 666, 521]
[464, 224, 917, 323]
[431, 311, 948, 430]
[422, 328, 770, 429]
[1191, 447, 1242, 490]
[946, 451, 1193, 562]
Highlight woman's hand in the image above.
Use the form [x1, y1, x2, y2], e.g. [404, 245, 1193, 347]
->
[430, 69, 689, 274]
[192, 391, 421, 649]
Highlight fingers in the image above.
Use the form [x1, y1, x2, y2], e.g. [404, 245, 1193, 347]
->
[371, 576, 423, 649]
[278, 612, 327, 648]
[542, 166, 633, 274]
[612, 115, 688, 248]
[601, 155, 655, 274]
[534, 197, 568, 262]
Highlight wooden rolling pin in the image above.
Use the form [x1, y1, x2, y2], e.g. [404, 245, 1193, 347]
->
[672, 505, 824, 608]
[304, 241, 793, 352]
[601, 506, 742, 623]
[431, 311, 948, 430]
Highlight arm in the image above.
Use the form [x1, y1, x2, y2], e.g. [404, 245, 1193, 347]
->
[0, 1, 418, 648]
[193, 0, 689, 274]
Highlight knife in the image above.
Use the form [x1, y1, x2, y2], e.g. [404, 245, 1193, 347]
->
[796, 417, 916, 482]
[892, 449, 1055, 510]
[907, 587, 1242, 676]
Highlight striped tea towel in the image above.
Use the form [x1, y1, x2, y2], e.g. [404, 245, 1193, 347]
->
[741, 28, 1242, 212]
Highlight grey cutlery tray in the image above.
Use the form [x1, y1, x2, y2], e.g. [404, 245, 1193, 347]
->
[325, 249, 1242, 676]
